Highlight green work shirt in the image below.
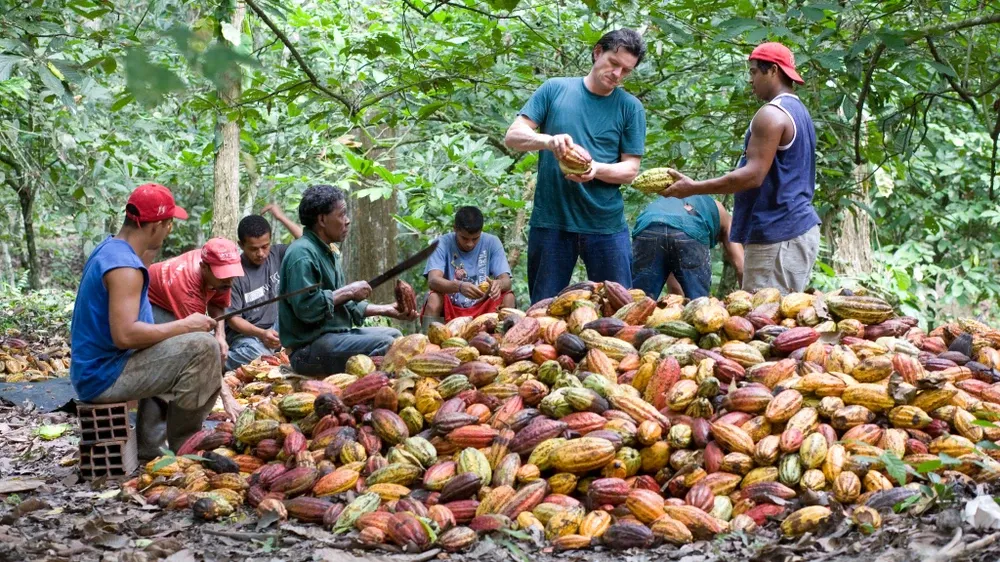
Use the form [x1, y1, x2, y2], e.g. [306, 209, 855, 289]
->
[632, 195, 721, 248]
[278, 230, 369, 350]
[519, 77, 646, 235]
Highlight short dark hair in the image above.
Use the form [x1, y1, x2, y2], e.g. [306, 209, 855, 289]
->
[299, 185, 346, 229]
[454, 206, 484, 233]
[122, 204, 141, 229]
[753, 60, 794, 86]
[593, 29, 646, 65]
[237, 215, 272, 242]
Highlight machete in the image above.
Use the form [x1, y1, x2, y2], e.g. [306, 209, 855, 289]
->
[367, 240, 439, 290]
[213, 241, 437, 323]
[213, 283, 321, 322]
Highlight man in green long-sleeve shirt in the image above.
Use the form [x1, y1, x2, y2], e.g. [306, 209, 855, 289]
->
[278, 185, 415, 375]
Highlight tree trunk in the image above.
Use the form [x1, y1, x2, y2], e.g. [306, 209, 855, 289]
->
[241, 152, 260, 218]
[343, 127, 397, 306]
[211, 2, 245, 240]
[828, 164, 874, 277]
[17, 186, 39, 290]
[506, 174, 534, 271]
[1, 240, 13, 288]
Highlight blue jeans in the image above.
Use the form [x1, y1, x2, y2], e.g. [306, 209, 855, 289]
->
[226, 337, 273, 371]
[527, 226, 633, 304]
[631, 225, 712, 299]
[225, 318, 280, 371]
[290, 327, 402, 376]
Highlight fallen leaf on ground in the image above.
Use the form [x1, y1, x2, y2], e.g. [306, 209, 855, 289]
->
[0, 478, 44, 493]
[964, 495, 1000, 530]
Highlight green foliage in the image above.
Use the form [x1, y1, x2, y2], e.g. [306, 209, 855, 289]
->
[0, 286, 75, 339]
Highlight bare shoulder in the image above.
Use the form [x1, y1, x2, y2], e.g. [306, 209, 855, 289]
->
[104, 266, 144, 292]
[751, 104, 790, 131]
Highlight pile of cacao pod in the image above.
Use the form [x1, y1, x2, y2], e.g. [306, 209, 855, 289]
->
[0, 336, 70, 382]
[124, 282, 1000, 552]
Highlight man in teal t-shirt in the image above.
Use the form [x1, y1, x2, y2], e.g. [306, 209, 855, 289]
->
[504, 29, 647, 303]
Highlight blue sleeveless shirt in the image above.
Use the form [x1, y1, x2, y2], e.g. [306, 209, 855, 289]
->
[70, 236, 154, 401]
[731, 93, 821, 245]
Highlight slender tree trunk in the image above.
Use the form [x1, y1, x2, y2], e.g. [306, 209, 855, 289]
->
[829, 164, 874, 276]
[506, 174, 534, 271]
[343, 127, 397, 306]
[1, 240, 13, 288]
[211, 2, 245, 240]
[17, 186, 39, 290]
[241, 152, 260, 218]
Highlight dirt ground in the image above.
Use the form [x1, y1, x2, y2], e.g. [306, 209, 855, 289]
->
[2, 402, 1000, 562]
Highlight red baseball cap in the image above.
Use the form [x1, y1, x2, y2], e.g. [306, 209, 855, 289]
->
[749, 42, 804, 84]
[201, 238, 244, 279]
[125, 183, 189, 223]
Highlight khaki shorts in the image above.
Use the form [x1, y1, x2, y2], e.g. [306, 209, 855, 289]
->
[742, 225, 820, 295]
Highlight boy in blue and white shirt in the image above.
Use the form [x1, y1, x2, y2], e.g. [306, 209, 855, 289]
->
[422, 206, 515, 326]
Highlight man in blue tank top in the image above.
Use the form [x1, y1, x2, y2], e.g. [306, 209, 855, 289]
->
[505, 29, 647, 303]
[70, 184, 223, 461]
[631, 196, 744, 299]
[660, 42, 821, 294]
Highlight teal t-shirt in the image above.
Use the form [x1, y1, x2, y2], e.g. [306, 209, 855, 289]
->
[632, 195, 721, 248]
[519, 77, 646, 235]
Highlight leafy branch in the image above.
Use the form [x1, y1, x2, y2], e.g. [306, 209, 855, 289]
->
[853, 13, 1000, 164]
[243, 0, 356, 116]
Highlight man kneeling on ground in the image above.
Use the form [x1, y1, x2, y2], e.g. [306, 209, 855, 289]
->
[70, 184, 221, 461]
[225, 204, 303, 370]
[422, 206, 515, 328]
[279, 185, 417, 376]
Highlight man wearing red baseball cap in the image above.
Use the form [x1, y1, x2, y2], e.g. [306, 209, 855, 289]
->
[71, 184, 224, 461]
[147, 237, 244, 357]
[660, 42, 821, 294]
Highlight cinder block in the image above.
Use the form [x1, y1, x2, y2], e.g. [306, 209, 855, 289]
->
[79, 438, 138, 479]
[76, 400, 133, 444]
[76, 400, 138, 480]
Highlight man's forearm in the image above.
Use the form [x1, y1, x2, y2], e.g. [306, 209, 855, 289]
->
[364, 303, 396, 318]
[116, 321, 197, 350]
[275, 213, 304, 239]
[429, 276, 462, 295]
[208, 305, 225, 339]
[219, 379, 239, 409]
[505, 124, 550, 153]
[594, 161, 641, 185]
[329, 287, 359, 307]
[695, 168, 761, 196]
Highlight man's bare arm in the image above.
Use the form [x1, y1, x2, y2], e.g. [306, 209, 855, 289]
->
[573, 154, 641, 185]
[660, 106, 788, 198]
[716, 201, 745, 285]
[106, 268, 212, 350]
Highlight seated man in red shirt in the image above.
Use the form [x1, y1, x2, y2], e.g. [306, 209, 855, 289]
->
[147, 238, 245, 420]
